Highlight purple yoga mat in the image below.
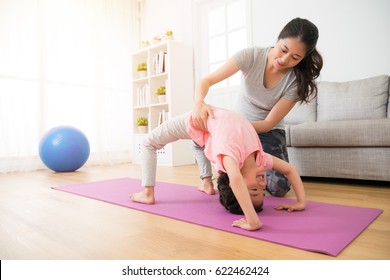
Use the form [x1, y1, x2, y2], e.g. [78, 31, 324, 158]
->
[53, 177, 382, 256]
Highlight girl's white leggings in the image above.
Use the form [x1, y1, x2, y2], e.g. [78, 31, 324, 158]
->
[141, 112, 213, 186]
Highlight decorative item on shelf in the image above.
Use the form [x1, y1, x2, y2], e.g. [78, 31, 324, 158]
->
[156, 85, 166, 103]
[137, 62, 147, 78]
[163, 30, 174, 40]
[152, 35, 162, 45]
[136, 116, 148, 134]
[141, 40, 150, 48]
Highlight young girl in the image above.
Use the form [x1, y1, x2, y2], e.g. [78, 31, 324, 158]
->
[130, 106, 306, 231]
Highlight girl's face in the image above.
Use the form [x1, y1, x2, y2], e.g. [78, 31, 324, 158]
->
[271, 37, 307, 71]
[244, 168, 266, 208]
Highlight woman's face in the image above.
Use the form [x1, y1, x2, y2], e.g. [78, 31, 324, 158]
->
[272, 37, 307, 71]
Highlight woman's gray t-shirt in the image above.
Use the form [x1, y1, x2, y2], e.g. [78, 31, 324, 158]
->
[232, 46, 298, 129]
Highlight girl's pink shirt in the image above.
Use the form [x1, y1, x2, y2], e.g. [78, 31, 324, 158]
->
[187, 107, 273, 173]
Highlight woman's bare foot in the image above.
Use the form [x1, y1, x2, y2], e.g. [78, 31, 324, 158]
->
[198, 176, 216, 195]
[129, 187, 155, 204]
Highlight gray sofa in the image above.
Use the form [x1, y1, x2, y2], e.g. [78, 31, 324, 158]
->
[284, 75, 390, 182]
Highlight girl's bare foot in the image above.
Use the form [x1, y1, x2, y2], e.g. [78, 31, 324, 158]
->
[129, 187, 155, 204]
[198, 176, 216, 195]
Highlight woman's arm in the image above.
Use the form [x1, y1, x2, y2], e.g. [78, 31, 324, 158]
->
[192, 58, 240, 131]
[271, 156, 306, 211]
[252, 98, 297, 133]
[222, 155, 262, 231]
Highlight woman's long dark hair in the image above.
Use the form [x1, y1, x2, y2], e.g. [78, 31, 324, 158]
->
[278, 18, 323, 103]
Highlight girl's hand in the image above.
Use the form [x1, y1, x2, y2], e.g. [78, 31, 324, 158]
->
[192, 102, 214, 131]
[232, 218, 262, 231]
[274, 202, 306, 212]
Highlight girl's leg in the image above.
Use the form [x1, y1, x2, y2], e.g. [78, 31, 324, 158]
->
[258, 129, 291, 197]
[142, 113, 192, 187]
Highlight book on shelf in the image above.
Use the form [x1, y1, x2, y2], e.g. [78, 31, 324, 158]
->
[153, 51, 167, 75]
[158, 109, 169, 125]
[136, 84, 149, 106]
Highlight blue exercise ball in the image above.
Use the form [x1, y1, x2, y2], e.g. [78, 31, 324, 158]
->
[39, 126, 90, 172]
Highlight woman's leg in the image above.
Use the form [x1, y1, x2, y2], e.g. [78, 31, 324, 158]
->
[258, 129, 291, 197]
[191, 141, 213, 179]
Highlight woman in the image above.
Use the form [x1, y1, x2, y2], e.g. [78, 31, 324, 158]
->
[192, 17, 323, 197]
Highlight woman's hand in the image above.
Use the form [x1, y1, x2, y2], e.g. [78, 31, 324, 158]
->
[232, 218, 263, 231]
[191, 58, 240, 131]
[192, 102, 214, 131]
[274, 202, 306, 212]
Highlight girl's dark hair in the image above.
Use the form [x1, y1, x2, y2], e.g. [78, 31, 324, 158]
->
[278, 18, 323, 103]
[217, 172, 263, 215]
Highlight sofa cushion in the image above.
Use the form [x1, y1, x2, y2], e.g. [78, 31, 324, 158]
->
[289, 118, 390, 147]
[284, 97, 317, 125]
[317, 75, 389, 121]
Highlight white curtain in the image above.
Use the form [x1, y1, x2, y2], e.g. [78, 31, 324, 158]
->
[0, 0, 140, 173]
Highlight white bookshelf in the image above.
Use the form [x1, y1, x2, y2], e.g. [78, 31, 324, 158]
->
[131, 40, 195, 166]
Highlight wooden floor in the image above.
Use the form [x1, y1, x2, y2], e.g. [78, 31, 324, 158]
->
[0, 163, 389, 260]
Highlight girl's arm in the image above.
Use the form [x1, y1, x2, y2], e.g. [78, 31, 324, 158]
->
[192, 58, 240, 131]
[222, 155, 262, 231]
[252, 98, 297, 133]
[271, 156, 307, 211]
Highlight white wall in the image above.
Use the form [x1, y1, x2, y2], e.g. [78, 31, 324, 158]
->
[140, 0, 193, 46]
[250, 0, 390, 81]
[142, 0, 390, 82]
